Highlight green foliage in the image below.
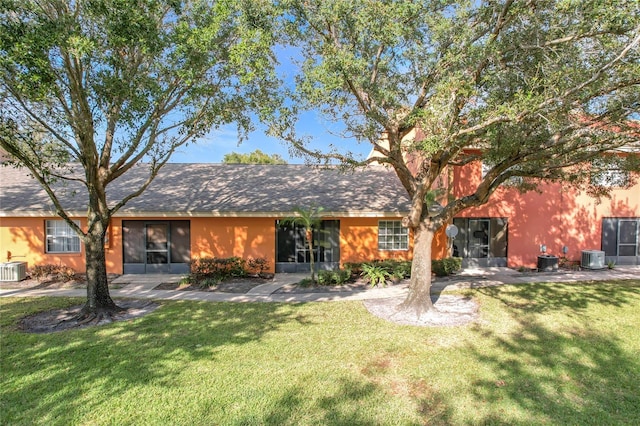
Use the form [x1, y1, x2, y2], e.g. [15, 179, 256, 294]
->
[360, 263, 391, 287]
[29, 264, 76, 282]
[432, 257, 462, 277]
[0, 0, 279, 308]
[3, 282, 640, 424]
[317, 268, 352, 286]
[222, 149, 287, 164]
[275, 0, 640, 305]
[343, 262, 364, 275]
[282, 205, 325, 282]
[298, 277, 315, 287]
[350, 260, 411, 285]
[188, 257, 247, 284]
[374, 259, 412, 280]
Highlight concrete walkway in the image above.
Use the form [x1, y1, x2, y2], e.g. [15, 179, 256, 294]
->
[0, 266, 638, 303]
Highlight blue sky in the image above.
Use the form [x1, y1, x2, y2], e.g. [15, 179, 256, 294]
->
[169, 45, 374, 164]
[169, 113, 373, 164]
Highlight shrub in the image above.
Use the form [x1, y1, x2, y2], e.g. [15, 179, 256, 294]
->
[30, 264, 77, 282]
[431, 257, 462, 277]
[332, 268, 352, 284]
[317, 268, 353, 286]
[247, 257, 270, 277]
[346, 260, 411, 281]
[199, 277, 222, 289]
[317, 270, 333, 285]
[298, 277, 315, 287]
[391, 261, 412, 280]
[361, 263, 391, 287]
[189, 257, 247, 283]
[343, 262, 364, 276]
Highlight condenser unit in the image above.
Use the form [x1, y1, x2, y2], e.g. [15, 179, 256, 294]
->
[0, 262, 27, 282]
[581, 250, 605, 270]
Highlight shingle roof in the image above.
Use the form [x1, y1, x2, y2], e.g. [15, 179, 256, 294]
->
[0, 163, 411, 217]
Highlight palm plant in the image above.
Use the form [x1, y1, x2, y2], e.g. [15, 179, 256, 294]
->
[283, 206, 325, 282]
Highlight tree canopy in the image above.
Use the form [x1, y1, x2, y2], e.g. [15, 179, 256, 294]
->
[0, 0, 277, 317]
[223, 149, 287, 164]
[274, 0, 640, 314]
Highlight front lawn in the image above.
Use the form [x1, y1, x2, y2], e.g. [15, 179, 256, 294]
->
[2, 280, 639, 425]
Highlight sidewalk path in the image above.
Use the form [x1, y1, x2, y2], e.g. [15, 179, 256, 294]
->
[1, 266, 638, 303]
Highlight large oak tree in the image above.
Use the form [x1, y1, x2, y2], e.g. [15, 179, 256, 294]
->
[0, 0, 277, 320]
[276, 0, 640, 315]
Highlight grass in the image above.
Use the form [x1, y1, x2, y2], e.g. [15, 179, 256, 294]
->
[1, 279, 640, 425]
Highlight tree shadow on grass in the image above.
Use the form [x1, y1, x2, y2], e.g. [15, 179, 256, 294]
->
[0, 297, 313, 425]
[463, 282, 640, 424]
[474, 280, 640, 313]
[256, 374, 453, 425]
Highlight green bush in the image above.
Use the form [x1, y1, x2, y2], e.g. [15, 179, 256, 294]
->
[347, 260, 412, 277]
[431, 257, 462, 277]
[343, 262, 364, 276]
[317, 268, 353, 286]
[317, 270, 333, 285]
[391, 261, 412, 280]
[199, 277, 222, 289]
[361, 263, 391, 287]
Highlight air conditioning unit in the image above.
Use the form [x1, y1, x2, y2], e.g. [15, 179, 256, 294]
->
[0, 262, 28, 282]
[581, 250, 605, 270]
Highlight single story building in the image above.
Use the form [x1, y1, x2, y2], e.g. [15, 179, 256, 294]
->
[0, 164, 430, 275]
[1, 161, 638, 276]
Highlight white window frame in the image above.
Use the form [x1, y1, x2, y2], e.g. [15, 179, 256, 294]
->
[46, 220, 81, 253]
[378, 220, 409, 251]
[591, 169, 629, 188]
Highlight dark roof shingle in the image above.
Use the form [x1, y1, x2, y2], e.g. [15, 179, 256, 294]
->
[0, 163, 411, 216]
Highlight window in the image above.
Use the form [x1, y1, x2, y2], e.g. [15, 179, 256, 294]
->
[46, 220, 81, 253]
[591, 169, 629, 188]
[378, 220, 409, 251]
[590, 158, 630, 188]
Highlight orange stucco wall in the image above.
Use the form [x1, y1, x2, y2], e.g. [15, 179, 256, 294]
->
[189, 217, 275, 264]
[1, 215, 423, 275]
[0, 216, 88, 272]
[340, 217, 414, 264]
[453, 161, 640, 267]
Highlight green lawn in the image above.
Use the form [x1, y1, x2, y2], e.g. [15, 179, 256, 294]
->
[2, 280, 639, 425]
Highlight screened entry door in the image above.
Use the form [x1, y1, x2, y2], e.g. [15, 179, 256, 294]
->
[453, 218, 507, 267]
[468, 219, 490, 259]
[123, 220, 191, 274]
[275, 220, 340, 273]
[145, 223, 170, 273]
[602, 218, 640, 265]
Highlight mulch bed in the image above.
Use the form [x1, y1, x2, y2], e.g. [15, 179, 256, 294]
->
[18, 299, 161, 334]
[363, 295, 479, 327]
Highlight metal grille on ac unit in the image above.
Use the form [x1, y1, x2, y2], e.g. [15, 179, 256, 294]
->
[0, 262, 27, 281]
[581, 250, 605, 270]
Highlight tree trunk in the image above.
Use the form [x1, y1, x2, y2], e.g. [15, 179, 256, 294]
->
[83, 229, 119, 314]
[307, 229, 316, 282]
[400, 220, 435, 316]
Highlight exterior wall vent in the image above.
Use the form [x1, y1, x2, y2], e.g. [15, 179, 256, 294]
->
[581, 250, 605, 270]
[0, 262, 27, 282]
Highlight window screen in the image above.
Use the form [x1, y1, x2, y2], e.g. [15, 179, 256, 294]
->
[46, 220, 81, 253]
